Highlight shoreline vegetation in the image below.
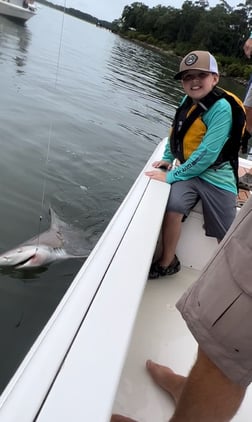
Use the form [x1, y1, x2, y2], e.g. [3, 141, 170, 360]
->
[120, 34, 249, 86]
[36, 0, 251, 86]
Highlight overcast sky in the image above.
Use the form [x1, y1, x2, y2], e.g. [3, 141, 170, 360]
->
[52, 0, 243, 22]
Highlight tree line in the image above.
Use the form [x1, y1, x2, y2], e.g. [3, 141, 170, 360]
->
[35, 0, 252, 79]
[111, 1, 252, 79]
[36, 0, 113, 29]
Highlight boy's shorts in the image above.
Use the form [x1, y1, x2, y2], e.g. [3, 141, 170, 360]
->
[176, 196, 252, 387]
[166, 177, 236, 240]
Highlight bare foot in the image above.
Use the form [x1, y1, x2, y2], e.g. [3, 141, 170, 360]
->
[110, 415, 138, 422]
[146, 360, 186, 404]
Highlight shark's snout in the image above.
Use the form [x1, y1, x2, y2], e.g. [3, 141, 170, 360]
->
[15, 252, 37, 268]
[0, 208, 89, 270]
[0, 246, 55, 268]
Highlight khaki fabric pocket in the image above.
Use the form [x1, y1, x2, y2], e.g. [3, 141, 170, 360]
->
[195, 240, 252, 359]
[196, 246, 241, 329]
[224, 236, 252, 296]
[177, 199, 252, 368]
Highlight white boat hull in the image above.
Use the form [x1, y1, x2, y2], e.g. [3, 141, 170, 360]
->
[0, 0, 36, 21]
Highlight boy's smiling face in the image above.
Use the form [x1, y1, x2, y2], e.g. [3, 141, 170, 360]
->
[181, 71, 219, 101]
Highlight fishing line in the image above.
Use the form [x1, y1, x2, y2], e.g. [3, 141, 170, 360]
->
[36, 0, 67, 247]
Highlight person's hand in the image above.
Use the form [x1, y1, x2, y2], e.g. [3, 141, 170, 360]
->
[152, 160, 172, 170]
[145, 170, 167, 182]
[244, 37, 252, 59]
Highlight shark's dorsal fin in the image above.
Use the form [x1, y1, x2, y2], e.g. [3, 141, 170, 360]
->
[49, 207, 67, 231]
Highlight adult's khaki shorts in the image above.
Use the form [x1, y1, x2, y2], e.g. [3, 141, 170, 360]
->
[177, 196, 252, 387]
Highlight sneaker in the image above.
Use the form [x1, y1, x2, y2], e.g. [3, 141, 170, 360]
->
[148, 255, 181, 279]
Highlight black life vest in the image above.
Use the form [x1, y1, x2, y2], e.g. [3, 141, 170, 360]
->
[170, 86, 246, 186]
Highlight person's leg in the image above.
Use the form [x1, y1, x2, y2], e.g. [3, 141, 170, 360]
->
[111, 347, 246, 422]
[243, 82, 252, 136]
[199, 180, 236, 242]
[148, 211, 182, 278]
[147, 348, 246, 422]
[159, 211, 183, 267]
[244, 105, 252, 134]
[240, 75, 252, 154]
[158, 180, 199, 267]
[146, 360, 186, 404]
[171, 347, 246, 422]
[149, 180, 199, 279]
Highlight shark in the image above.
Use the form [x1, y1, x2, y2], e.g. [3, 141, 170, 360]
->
[0, 208, 90, 269]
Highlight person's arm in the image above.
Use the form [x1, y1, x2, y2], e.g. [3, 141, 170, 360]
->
[243, 34, 252, 59]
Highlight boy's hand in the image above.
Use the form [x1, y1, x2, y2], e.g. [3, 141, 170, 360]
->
[152, 160, 172, 170]
[145, 170, 167, 182]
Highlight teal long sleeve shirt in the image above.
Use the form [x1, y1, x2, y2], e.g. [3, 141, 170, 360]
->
[163, 96, 237, 195]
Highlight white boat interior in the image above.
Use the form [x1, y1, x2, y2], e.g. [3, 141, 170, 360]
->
[0, 138, 251, 421]
[0, 0, 36, 22]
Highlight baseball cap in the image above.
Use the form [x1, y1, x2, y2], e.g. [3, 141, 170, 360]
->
[174, 50, 219, 80]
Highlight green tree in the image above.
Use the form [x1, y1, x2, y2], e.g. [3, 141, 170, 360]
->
[115, 0, 252, 77]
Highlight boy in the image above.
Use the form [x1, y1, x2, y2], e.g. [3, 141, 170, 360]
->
[146, 50, 238, 279]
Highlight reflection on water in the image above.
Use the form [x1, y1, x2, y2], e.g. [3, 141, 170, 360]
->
[108, 38, 180, 107]
[0, 15, 31, 70]
[0, 264, 48, 279]
[107, 38, 181, 114]
[104, 37, 183, 146]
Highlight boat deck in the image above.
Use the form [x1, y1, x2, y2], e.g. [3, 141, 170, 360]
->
[112, 264, 252, 421]
[112, 265, 199, 421]
[112, 161, 252, 421]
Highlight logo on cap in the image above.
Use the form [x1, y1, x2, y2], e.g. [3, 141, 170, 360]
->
[184, 53, 198, 66]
